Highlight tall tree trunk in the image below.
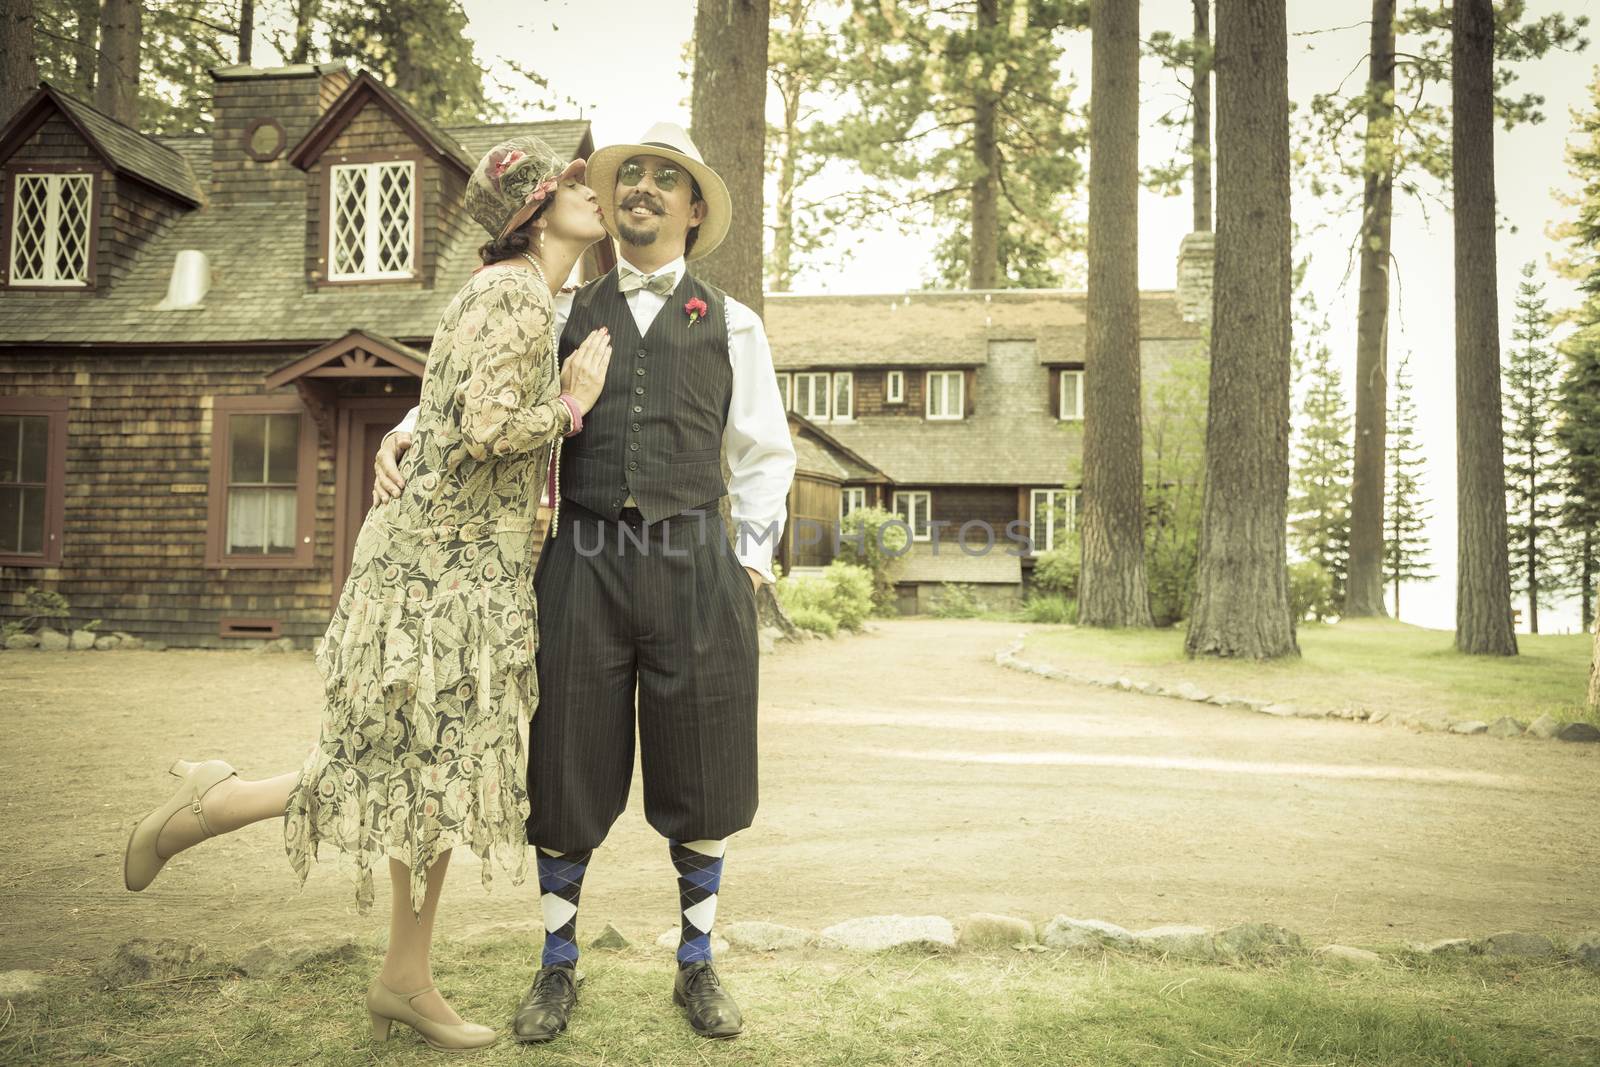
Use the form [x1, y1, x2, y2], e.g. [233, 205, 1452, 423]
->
[771, 69, 800, 292]
[1345, 0, 1397, 618]
[1526, 467, 1538, 633]
[692, 0, 792, 633]
[1452, 0, 1517, 656]
[239, 0, 254, 64]
[0, 0, 37, 125]
[1079, 0, 1152, 628]
[1184, 0, 1298, 660]
[690, 0, 769, 313]
[70, 0, 98, 96]
[1589, 590, 1600, 708]
[969, 0, 1001, 289]
[1191, 0, 1212, 233]
[1582, 528, 1594, 632]
[96, 0, 142, 127]
[291, 0, 320, 63]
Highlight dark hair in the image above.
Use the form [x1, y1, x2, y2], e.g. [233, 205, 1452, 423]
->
[682, 177, 706, 256]
[477, 198, 552, 266]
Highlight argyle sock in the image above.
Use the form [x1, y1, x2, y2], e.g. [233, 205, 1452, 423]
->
[537, 847, 593, 968]
[670, 838, 727, 967]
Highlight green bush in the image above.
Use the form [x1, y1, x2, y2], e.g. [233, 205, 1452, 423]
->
[1288, 559, 1336, 622]
[1020, 594, 1076, 624]
[837, 507, 909, 613]
[930, 582, 984, 619]
[775, 561, 874, 634]
[788, 605, 838, 637]
[820, 561, 874, 632]
[1032, 543, 1079, 597]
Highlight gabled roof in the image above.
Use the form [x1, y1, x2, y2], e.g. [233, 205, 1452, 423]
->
[765, 289, 1202, 370]
[789, 412, 888, 482]
[289, 70, 475, 175]
[264, 329, 428, 388]
[0, 82, 203, 206]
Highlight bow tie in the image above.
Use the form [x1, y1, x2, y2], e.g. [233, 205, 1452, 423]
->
[618, 266, 677, 296]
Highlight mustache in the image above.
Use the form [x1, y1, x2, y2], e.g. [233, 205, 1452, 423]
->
[620, 192, 665, 215]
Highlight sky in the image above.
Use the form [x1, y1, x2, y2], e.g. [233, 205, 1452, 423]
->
[258, 1, 1599, 634]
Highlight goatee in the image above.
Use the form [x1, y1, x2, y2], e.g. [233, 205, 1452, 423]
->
[616, 219, 658, 246]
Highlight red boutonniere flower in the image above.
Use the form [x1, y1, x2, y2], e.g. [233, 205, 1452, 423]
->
[684, 297, 708, 328]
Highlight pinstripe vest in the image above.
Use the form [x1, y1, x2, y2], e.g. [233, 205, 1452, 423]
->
[556, 268, 732, 524]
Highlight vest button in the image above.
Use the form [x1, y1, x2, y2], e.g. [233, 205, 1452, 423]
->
[631, 422, 641, 431]
[628, 461, 638, 471]
[637, 348, 647, 358]
[635, 386, 644, 395]
[632, 405, 642, 413]
[635, 367, 645, 376]
[630, 443, 639, 451]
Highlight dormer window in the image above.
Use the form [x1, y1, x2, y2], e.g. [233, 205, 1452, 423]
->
[329, 160, 415, 280]
[8, 171, 93, 287]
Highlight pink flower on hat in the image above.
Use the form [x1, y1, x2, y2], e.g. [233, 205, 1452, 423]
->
[523, 177, 558, 206]
[485, 147, 527, 192]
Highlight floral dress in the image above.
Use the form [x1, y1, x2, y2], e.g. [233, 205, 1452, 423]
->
[283, 265, 571, 914]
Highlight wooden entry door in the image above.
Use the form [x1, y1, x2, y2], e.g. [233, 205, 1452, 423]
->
[334, 399, 417, 592]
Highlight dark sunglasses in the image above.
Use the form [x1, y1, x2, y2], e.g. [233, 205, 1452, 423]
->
[617, 161, 685, 193]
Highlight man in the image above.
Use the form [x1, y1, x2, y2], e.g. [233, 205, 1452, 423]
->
[371, 122, 795, 1043]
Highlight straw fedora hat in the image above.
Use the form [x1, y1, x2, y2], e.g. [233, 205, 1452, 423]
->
[586, 122, 731, 261]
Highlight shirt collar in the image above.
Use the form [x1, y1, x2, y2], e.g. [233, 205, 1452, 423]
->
[617, 253, 686, 283]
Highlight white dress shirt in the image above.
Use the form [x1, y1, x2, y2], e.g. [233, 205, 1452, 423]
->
[389, 254, 797, 581]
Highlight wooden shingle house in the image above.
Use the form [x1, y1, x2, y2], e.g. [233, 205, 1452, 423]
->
[0, 63, 607, 646]
[765, 241, 1212, 612]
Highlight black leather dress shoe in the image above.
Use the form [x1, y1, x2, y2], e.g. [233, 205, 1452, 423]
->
[672, 962, 744, 1039]
[512, 965, 578, 1043]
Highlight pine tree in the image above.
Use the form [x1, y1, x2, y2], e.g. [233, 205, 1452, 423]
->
[1503, 261, 1567, 633]
[1384, 354, 1432, 618]
[1552, 68, 1600, 633]
[823, 0, 1087, 289]
[1556, 326, 1600, 631]
[1289, 342, 1352, 614]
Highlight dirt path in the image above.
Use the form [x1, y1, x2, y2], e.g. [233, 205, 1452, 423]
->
[2, 619, 1596, 970]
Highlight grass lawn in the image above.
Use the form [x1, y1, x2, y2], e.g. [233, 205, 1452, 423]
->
[4, 940, 1597, 1066]
[1018, 617, 1599, 728]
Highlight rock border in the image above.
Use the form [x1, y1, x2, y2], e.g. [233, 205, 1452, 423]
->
[84, 921, 1595, 990]
[994, 634, 1600, 743]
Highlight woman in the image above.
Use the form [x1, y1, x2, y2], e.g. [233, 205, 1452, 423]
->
[120, 136, 612, 1051]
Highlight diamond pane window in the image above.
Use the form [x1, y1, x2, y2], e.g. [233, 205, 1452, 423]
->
[9, 173, 92, 286]
[329, 161, 414, 280]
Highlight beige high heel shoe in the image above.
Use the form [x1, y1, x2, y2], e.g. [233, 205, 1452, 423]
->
[367, 975, 499, 1051]
[122, 758, 238, 892]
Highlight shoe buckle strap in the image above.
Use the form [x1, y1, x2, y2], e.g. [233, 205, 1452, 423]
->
[189, 798, 216, 839]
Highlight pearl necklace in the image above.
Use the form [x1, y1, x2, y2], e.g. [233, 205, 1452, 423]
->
[520, 252, 565, 539]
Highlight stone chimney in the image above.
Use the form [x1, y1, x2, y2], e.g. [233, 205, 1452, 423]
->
[1175, 231, 1215, 326]
[207, 61, 352, 204]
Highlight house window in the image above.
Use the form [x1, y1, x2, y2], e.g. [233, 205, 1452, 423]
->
[206, 396, 318, 568]
[0, 397, 68, 565]
[841, 486, 867, 522]
[795, 372, 831, 420]
[1060, 369, 1084, 421]
[8, 172, 93, 286]
[926, 371, 963, 421]
[775, 372, 792, 411]
[1029, 489, 1075, 553]
[893, 490, 932, 541]
[832, 372, 854, 421]
[329, 161, 415, 280]
[886, 370, 904, 404]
